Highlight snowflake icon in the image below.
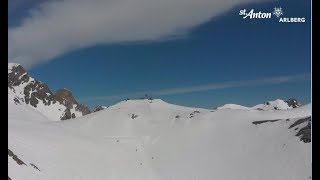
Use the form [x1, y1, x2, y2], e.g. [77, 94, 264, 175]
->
[273, 7, 283, 18]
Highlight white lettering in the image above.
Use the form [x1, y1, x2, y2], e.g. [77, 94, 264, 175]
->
[243, 9, 254, 19]
[240, 8, 305, 23]
[242, 9, 272, 19]
[279, 17, 305, 23]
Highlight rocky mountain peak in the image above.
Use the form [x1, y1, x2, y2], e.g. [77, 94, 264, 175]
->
[8, 63, 91, 120]
[8, 63, 57, 108]
[54, 89, 91, 116]
[285, 98, 300, 108]
[54, 88, 77, 109]
[8, 63, 29, 88]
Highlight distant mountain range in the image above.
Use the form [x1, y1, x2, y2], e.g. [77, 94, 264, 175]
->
[216, 98, 300, 110]
[8, 63, 304, 121]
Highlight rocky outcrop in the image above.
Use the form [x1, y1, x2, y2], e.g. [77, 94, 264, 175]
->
[8, 64, 29, 88]
[77, 104, 91, 115]
[252, 116, 311, 143]
[8, 63, 91, 120]
[8, 63, 57, 108]
[61, 108, 73, 120]
[92, 105, 107, 113]
[24, 81, 57, 107]
[55, 89, 77, 109]
[252, 119, 280, 125]
[285, 99, 300, 108]
[8, 149, 26, 166]
[289, 116, 311, 143]
[55, 89, 91, 116]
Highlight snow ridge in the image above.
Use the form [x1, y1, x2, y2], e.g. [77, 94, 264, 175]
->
[217, 99, 301, 111]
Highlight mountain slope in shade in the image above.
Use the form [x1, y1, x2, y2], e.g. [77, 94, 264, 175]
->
[8, 63, 91, 121]
[8, 99, 311, 180]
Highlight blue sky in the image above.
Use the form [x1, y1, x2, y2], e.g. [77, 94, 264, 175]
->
[8, 0, 311, 109]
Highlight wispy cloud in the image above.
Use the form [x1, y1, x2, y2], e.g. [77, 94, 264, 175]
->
[8, 0, 267, 69]
[79, 73, 310, 102]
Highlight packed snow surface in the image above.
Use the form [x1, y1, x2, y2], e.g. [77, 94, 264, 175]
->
[8, 99, 311, 180]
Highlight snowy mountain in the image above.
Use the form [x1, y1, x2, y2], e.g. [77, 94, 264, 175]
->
[252, 99, 300, 110]
[8, 98, 311, 180]
[92, 105, 108, 112]
[216, 103, 251, 110]
[8, 63, 91, 121]
[217, 98, 301, 111]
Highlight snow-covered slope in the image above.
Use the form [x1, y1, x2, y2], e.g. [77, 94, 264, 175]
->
[8, 63, 91, 121]
[216, 103, 250, 110]
[92, 105, 108, 112]
[251, 99, 299, 110]
[217, 99, 301, 111]
[8, 99, 311, 180]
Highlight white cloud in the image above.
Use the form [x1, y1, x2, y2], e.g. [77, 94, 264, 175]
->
[8, 0, 265, 68]
[80, 73, 310, 102]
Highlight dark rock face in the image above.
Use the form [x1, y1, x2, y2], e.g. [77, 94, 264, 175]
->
[296, 122, 311, 143]
[289, 116, 310, 129]
[289, 116, 311, 143]
[8, 64, 57, 108]
[252, 119, 280, 125]
[92, 105, 107, 113]
[55, 89, 91, 116]
[252, 116, 311, 143]
[60, 108, 76, 120]
[24, 81, 56, 107]
[8, 63, 91, 120]
[54, 89, 77, 109]
[61, 108, 72, 120]
[8, 149, 26, 166]
[76, 104, 91, 115]
[8, 65, 29, 88]
[285, 99, 300, 108]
